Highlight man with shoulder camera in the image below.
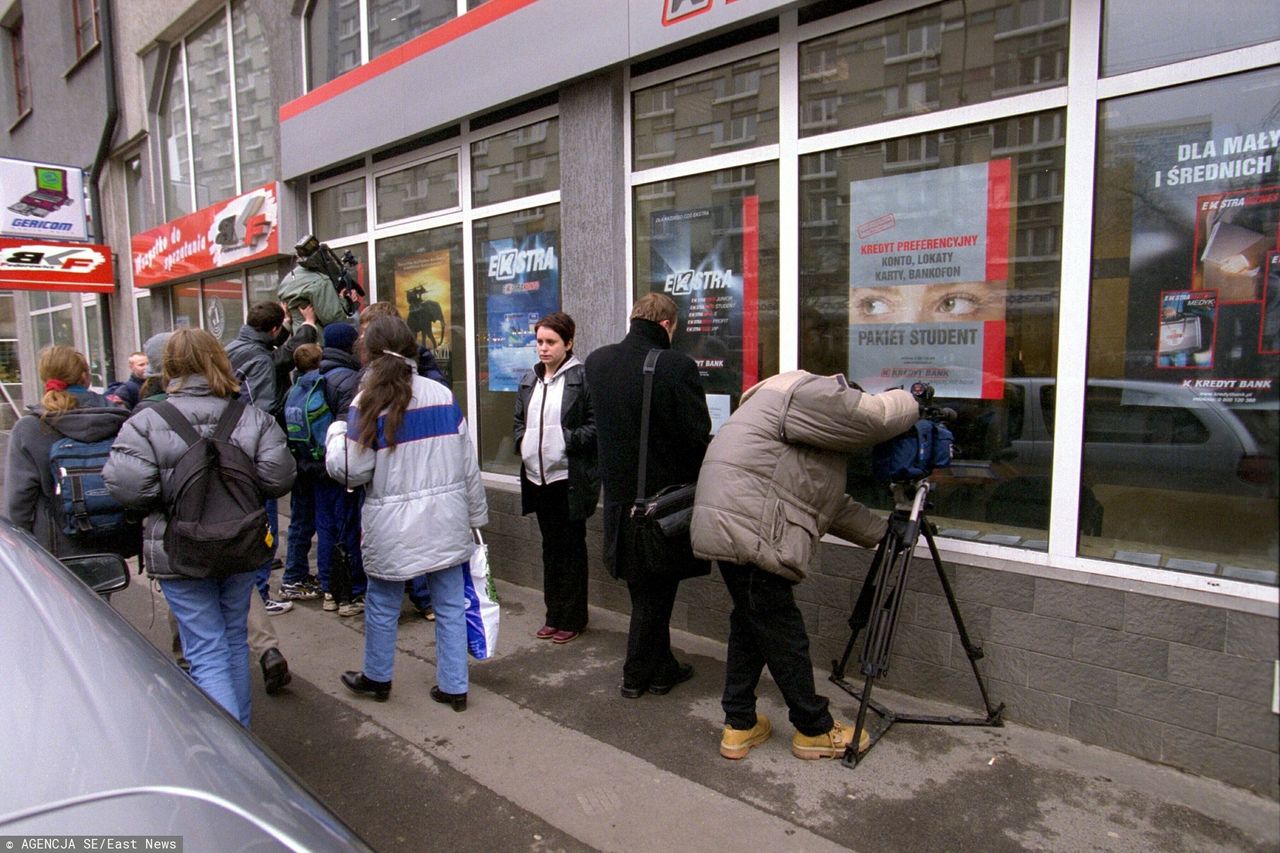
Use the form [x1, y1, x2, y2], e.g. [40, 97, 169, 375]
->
[690, 372, 918, 761]
[278, 236, 361, 330]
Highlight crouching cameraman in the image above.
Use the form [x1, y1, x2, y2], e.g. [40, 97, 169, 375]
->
[690, 372, 918, 762]
[278, 235, 364, 331]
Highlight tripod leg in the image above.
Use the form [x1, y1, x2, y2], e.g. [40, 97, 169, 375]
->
[832, 535, 888, 680]
[921, 521, 1003, 721]
[860, 526, 911, 679]
[844, 673, 877, 766]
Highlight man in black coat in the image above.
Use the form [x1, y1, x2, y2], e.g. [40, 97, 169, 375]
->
[585, 292, 711, 698]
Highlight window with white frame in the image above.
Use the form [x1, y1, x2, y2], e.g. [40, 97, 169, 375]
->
[306, 0, 472, 90]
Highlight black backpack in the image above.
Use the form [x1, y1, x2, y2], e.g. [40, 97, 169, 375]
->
[153, 399, 270, 579]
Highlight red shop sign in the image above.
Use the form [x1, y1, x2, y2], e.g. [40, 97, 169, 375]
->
[131, 183, 280, 287]
[0, 237, 114, 293]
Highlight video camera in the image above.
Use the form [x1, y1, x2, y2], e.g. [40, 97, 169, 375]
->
[870, 382, 956, 485]
[295, 234, 365, 316]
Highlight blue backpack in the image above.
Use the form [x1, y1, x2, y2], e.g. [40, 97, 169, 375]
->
[48, 433, 138, 553]
[284, 370, 333, 461]
[871, 418, 955, 484]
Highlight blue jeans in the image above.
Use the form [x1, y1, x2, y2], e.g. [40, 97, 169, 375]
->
[315, 477, 366, 598]
[161, 571, 255, 726]
[363, 565, 468, 692]
[255, 498, 279, 600]
[284, 468, 319, 586]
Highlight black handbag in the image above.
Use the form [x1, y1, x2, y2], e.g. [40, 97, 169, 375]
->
[628, 349, 710, 580]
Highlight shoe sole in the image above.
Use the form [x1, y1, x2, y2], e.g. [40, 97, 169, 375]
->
[551, 632, 580, 644]
[338, 609, 364, 617]
[720, 726, 772, 760]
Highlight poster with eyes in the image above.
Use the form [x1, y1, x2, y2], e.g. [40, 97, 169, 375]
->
[846, 160, 1010, 400]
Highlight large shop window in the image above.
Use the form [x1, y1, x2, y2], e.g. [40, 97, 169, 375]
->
[633, 53, 778, 170]
[1101, 0, 1280, 77]
[29, 292, 74, 353]
[798, 113, 1065, 547]
[471, 118, 560, 208]
[798, 0, 1067, 136]
[311, 177, 367, 239]
[374, 225, 467, 406]
[1087, 68, 1279, 586]
[186, 12, 236, 209]
[202, 277, 245, 345]
[376, 154, 459, 224]
[472, 206, 561, 474]
[633, 165, 781, 422]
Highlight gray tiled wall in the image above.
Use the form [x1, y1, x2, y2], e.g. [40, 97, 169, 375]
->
[482, 484, 1280, 798]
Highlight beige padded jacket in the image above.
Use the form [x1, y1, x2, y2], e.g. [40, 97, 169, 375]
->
[690, 372, 918, 583]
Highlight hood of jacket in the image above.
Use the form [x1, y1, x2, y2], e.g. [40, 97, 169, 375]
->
[320, 348, 361, 373]
[27, 402, 129, 442]
[230, 325, 276, 351]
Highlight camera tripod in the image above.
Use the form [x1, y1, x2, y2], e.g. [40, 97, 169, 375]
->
[830, 479, 1004, 768]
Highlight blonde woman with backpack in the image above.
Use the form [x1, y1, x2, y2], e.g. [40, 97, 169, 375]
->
[104, 329, 295, 725]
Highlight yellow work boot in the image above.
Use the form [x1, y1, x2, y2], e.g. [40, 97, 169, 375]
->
[790, 720, 870, 760]
[720, 714, 772, 760]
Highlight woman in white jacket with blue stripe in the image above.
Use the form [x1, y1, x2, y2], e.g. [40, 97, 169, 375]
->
[327, 316, 488, 708]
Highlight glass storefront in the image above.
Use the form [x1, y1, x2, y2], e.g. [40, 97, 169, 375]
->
[374, 225, 468, 406]
[633, 166, 781, 417]
[472, 206, 561, 474]
[471, 118, 560, 208]
[311, 177, 368, 240]
[1086, 68, 1279, 582]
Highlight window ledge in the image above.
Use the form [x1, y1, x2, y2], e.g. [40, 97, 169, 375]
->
[8, 108, 32, 133]
[64, 42, 102, 79]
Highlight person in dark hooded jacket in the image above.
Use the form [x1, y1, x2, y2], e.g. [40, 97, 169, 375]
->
[4, 346, 134, 558]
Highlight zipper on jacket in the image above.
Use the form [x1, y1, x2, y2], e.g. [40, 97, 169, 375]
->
[536, 379, 547, 485]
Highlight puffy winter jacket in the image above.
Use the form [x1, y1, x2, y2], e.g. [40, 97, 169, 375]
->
[4, 391, 133, 557]
[690, 372, 918, 583]
[103, 377, 296, 580]
[325, 374, 488, 581]
[225, 325, 277, 414]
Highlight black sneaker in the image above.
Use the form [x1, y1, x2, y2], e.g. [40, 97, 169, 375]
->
[261, 648, 291, 695]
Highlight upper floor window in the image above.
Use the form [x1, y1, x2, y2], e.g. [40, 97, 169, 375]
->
[72, 0, 100, 60]
[8, 17, 29, 116]
[307, 0, 460, 90]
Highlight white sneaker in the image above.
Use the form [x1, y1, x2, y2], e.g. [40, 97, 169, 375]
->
[338, 597, 364, 617]
[322, 593, 338, 612]
[264, 598, 293, 616]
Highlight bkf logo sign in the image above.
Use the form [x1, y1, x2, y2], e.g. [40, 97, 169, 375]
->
[662, 0, 713, 26]
[0, 237, 114, 293]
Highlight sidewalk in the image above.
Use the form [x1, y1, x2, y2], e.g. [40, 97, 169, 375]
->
[124, 563, 1277, 853]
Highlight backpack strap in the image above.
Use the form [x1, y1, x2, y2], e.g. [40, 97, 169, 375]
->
[153, 400, 202, 448]
[213, 398, 248, 444]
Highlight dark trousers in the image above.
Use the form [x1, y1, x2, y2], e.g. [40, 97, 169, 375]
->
[720, 562, 832, 736]
[315, 477, 366, 599]
[283, 467, 318, 586]
[531, 479, 589, 632]
[622, 573, 682, 690]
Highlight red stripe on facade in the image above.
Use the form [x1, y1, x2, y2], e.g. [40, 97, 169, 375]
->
[742, 194, 759, 391]
[981, 319, 1006, 400]
[281, 0, 541, 122]
[985, 158, 1011, 283]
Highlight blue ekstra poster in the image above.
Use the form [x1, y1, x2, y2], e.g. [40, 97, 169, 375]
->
[483, 231, 560, 392]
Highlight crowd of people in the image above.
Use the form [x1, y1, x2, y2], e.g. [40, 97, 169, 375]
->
[3, 271, 921, 762]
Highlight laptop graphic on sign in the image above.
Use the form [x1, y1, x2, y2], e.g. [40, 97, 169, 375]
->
[8, 167, 73, 218]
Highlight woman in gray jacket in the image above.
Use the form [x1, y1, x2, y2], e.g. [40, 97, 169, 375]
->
[104, 329, 295, 725]
[513, 312, 599, 644]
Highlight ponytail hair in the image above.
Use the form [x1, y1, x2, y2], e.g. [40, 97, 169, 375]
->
[354, 315, 417, 451]
[38, 346, 90, 419]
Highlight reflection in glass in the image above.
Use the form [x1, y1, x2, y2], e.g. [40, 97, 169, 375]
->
[306, 0, 360, 89]
[135, 294, 155, 348]
[369, 0, 454, 60]
[472, 207, 560, 474]
[172, 284, 201, 330]
[311, 177, 368, 239]
[375, 225, 466, 406]
[84, 303, 105, 388]
[186, 12, 236, 207]
[376, 155, 459, 223]
[798, 112, 1066, 547]
[633, 53, 778, 169]
[1102, 0, 1280, 77]
[472, 119, 560, 208]
[160, 52, 192, 218]
[1087, 69, 1279, 584]
[798, 1, 1068, 136]
[633, 165, 781, 413]
[203, 277, 245, 345]
[232, 1, 276, 192]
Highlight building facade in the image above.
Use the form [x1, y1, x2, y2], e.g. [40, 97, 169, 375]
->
[2, 0, 1277, 795]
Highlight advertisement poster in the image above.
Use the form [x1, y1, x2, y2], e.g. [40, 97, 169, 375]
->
[846, 160, 1009, 400]
[1122, 119, 1279, 404]
[0, 237, 113, 293]
[648, 200, 758, 412]
[1, 157, 88, 241]
[483, 231, 559, 393]
[131, 183, 279, 287]
[395, 249, 453, 381]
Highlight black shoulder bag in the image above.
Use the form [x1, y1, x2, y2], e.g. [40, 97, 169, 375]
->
[628, 349, 710, 580]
